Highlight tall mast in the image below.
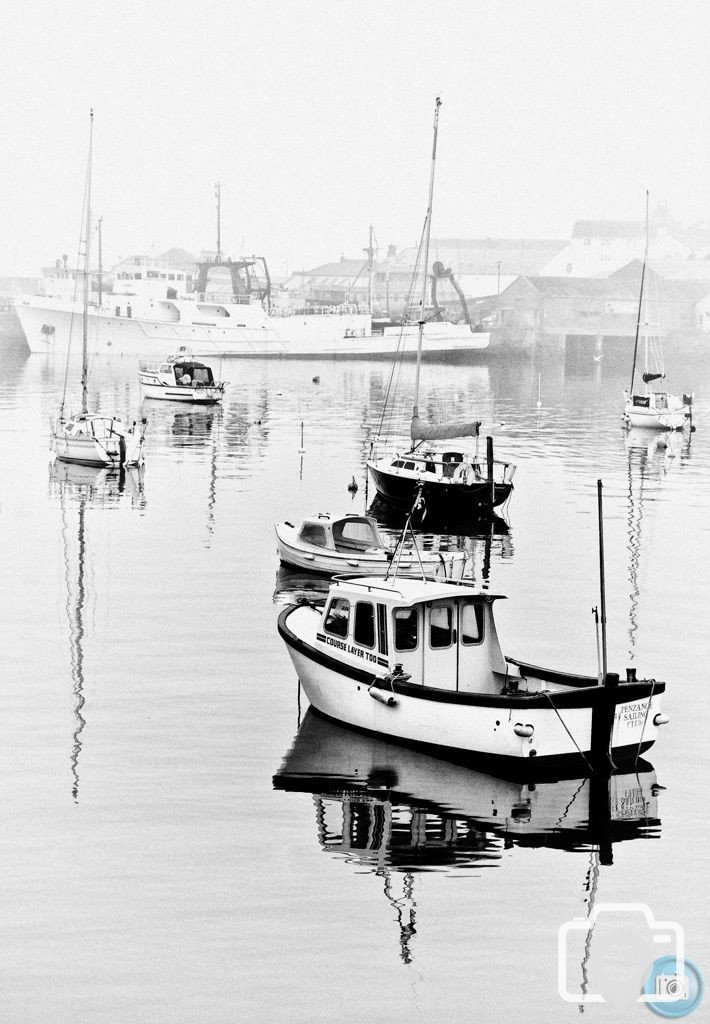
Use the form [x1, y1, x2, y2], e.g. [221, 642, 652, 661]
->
[366, 224, 375, 315]
[215, 180, 222, 259]
[629, 190, 649, 396]
[413, 97, 441, 421]
[82, 109, 94, 416]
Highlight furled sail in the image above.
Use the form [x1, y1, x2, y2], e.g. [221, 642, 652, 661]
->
[410, 414, 480, 442]
[642, 371, 664, 384]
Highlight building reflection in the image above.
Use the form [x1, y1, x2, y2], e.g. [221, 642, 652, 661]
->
[274, 710, 661, 964]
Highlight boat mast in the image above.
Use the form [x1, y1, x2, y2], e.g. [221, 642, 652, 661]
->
[82, 109, 94, 416]
[215, 180, 222, 260]
[366, 224, 375, 315]
[412, 97, 441, 422]
[629, 190, 649, 396]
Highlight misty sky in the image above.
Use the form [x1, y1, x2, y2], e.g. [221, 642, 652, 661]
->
[3, 0, 710, 276]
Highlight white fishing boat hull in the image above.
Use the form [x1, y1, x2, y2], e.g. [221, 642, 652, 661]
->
[16, 296, 489, 359]
[139, 380, 224, 403]
[275, 521, 467, 578]
[279, 604, 665, 767]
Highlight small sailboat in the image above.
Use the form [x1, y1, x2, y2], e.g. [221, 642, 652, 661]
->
[138, 347, 227, 404]
[52, 111, 146, 467]
[278, 482, 668, 770]
[366, 99, 515, 515]
[622, 192, 693, 431]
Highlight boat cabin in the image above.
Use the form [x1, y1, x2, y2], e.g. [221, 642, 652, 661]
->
[297, 514, 386, 553]
[318, 577, 508, 694]
[170, 359, 216, 387]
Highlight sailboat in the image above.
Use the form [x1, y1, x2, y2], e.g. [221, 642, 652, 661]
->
[622, 192, 693, 431]
[51, 110, 147, 467]
[366, 99, 515, 515]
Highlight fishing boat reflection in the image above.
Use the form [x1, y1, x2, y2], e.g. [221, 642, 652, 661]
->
[49, 460, 146, 800]
[273, 710, 661, 962]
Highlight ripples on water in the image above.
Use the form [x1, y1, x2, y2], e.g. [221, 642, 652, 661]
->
[0, 334, 708, 1022]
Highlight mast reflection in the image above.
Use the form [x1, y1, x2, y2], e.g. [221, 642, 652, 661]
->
[49, 460, 145, 801]
[274, 710, 661, 964]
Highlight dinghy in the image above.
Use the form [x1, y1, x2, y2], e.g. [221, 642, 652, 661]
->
[275, 512, 467, 579]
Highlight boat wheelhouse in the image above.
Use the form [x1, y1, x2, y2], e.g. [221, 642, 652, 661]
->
[275, 512, 467, 578]
[278, 574, 667, 770]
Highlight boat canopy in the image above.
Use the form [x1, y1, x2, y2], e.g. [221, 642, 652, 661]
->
[298, 514, 384, 552]
[173, 360, 215, 385]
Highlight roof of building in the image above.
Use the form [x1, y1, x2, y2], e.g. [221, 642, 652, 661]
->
[572, 220, 646, 239]
[508, 276, 637, 299]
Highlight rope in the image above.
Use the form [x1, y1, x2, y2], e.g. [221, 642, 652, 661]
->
[634, 678, 657, 765]
[542, 691, 595, 774]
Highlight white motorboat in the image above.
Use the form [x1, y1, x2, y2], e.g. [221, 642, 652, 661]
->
[51, 111, 146, 469]
[278, 574, 666, 770]
[278, 483, 667, 771]
[139, 348, 226, 403]
[622, 192, 693, 430]
[275, 512, 467, 579]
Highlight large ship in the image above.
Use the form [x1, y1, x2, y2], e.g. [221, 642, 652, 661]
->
[15, 251, 489, 360]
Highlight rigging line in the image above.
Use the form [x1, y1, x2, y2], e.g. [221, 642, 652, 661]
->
[541, 691, 595, 774]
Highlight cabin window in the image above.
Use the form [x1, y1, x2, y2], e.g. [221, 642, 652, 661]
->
[324, 597, 350, 639]
[333, 518, 376, 550]
[394, 607, 418, 651]
[461, 600, 485, 644]
[403, 461, 415, 471]
[425, 461, 436, 474]
[354, 602, 375, 648]
[377, 603, 388, 655]
[392, 460, 405, 468]
[299, 523, 328, 548]
[429, 605, 453, 648]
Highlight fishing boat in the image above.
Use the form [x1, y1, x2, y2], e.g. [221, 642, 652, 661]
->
[17, 190, 489, 360]
[275, 512, 467, 579]
[138, 347, 227, 404]
[51, 112, 147, 468]
[366, 99, 515, 514]
[278, 482, 668, 771]
[622, 192, 693, 431]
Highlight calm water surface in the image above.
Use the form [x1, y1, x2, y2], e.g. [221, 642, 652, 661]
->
[0, 334, 708, 1023]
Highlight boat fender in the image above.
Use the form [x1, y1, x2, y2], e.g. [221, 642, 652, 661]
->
[514, 723, 534, 738]
[369, 686, 397, 707]
[653, 713, 669, 726]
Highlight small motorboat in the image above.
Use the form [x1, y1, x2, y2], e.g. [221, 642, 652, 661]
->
[275, 512, 467, 579]
[138, 348, 227, 404]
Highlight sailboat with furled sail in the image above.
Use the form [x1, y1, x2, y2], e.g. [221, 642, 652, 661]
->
[51, 110, 147, 467]
[622, 191, 693, 431]
[366, 99, 515, 516]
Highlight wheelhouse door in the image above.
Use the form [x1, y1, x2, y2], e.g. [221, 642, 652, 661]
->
[425, 600, 458, 690]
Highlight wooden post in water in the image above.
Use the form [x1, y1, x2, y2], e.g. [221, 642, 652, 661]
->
[591, 480, 618, 772]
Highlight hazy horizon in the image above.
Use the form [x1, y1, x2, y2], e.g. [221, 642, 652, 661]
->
[3, 0, 710, 277]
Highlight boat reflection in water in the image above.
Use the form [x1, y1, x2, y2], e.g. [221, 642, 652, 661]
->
[273, 710, 661, 963]
[272, 566, 332, 608]
[49, 460, 146, 800]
